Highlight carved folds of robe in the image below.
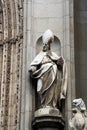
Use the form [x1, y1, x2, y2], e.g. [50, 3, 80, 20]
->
[30, 50, 67, 109]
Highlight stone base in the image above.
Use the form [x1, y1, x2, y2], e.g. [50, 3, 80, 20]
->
[34, 107, 62, 117]
[32, 107, 65, 130]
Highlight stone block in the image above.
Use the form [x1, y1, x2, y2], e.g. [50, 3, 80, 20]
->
[24, 111, 33, 130]
[25, 78, 33, 111]
[20, 112, 25, 130]
[64, 30, 70, 46]
[33, 18, 48, 33]
[71, 63, 75, 79]
[21, 94, 25, 113]
[33, 3, 47, 18]
[27, 46, 36, 63]
[47, 3, 63, 18]
[34, 0, 62, 4]
[26, 16, 32, 31]
[63, 45, 70, 61]
[70, 47, 74, 63]
[33, 3, 63, 18]
[48, 18, 63, 33]
[24, 3, 27, 18]
[66, 61, 71, 78]
[26, 31, 31, 46]
[64, 0, 69, 16]
[71, 78, 75, 99]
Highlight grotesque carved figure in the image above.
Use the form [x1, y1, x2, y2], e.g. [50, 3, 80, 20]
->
[73, 98, 86, 111]
[70, 98, 87, 130]
[29, 30, 67, 111]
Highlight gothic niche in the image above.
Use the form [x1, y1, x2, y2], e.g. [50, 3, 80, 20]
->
[29, 30, 68, 130]
[35, 33, 62, 110]
[36, 34, 61, 55]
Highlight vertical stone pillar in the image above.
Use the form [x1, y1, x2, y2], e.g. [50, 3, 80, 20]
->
[62, 0, 75, 129]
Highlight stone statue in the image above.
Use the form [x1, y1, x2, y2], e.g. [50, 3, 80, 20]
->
[29, 30, 67, 110]
[72, 98, 86, 111]
[69, 98, 87, 130]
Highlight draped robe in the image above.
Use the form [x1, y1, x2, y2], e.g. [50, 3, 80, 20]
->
[30, 50, 67, 108]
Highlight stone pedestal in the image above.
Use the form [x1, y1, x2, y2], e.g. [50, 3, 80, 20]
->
[32, 107, 65, 130]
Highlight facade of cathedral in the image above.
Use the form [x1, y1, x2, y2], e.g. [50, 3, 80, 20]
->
[0, 0, 87, 130]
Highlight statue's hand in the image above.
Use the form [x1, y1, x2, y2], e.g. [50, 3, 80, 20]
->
[57, 57, 64, 66]
[29, 66, 37, 73]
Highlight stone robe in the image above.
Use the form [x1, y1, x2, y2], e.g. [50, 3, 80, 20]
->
[30, 50, 67, 108]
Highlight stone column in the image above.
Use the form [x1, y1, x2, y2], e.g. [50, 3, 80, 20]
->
[32, 108, 65, 130]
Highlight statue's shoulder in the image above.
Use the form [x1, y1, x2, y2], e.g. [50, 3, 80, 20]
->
[30, 51, 45, 65]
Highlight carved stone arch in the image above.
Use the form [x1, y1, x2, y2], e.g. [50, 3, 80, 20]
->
[0, 0, 23, 130]
[0, 0, 3, 102]
[1, 0, 23, 40]
[36, 35, 61, 55]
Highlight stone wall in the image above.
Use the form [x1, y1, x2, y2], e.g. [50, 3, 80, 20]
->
[0, 0, 76, 130]
[23, 0, 75, 130]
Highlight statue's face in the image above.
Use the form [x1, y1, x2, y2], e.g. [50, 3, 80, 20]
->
[43, 39, 52, 51]
[43, 43, 49, 51]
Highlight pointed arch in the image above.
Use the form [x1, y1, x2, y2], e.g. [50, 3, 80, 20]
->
[36, 35, 61, 55]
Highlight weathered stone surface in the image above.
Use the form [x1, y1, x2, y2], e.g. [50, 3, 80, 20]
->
[0, 0, 76, 130]
[32, 115, 65, 130]
[35, 107, 61, 118]
[0, 1, 23, 130]
[70, 98, 87, 130]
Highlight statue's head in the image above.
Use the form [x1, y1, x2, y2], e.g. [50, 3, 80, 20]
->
[42, 29, 54, 51]
[72, 98, 86, 111]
